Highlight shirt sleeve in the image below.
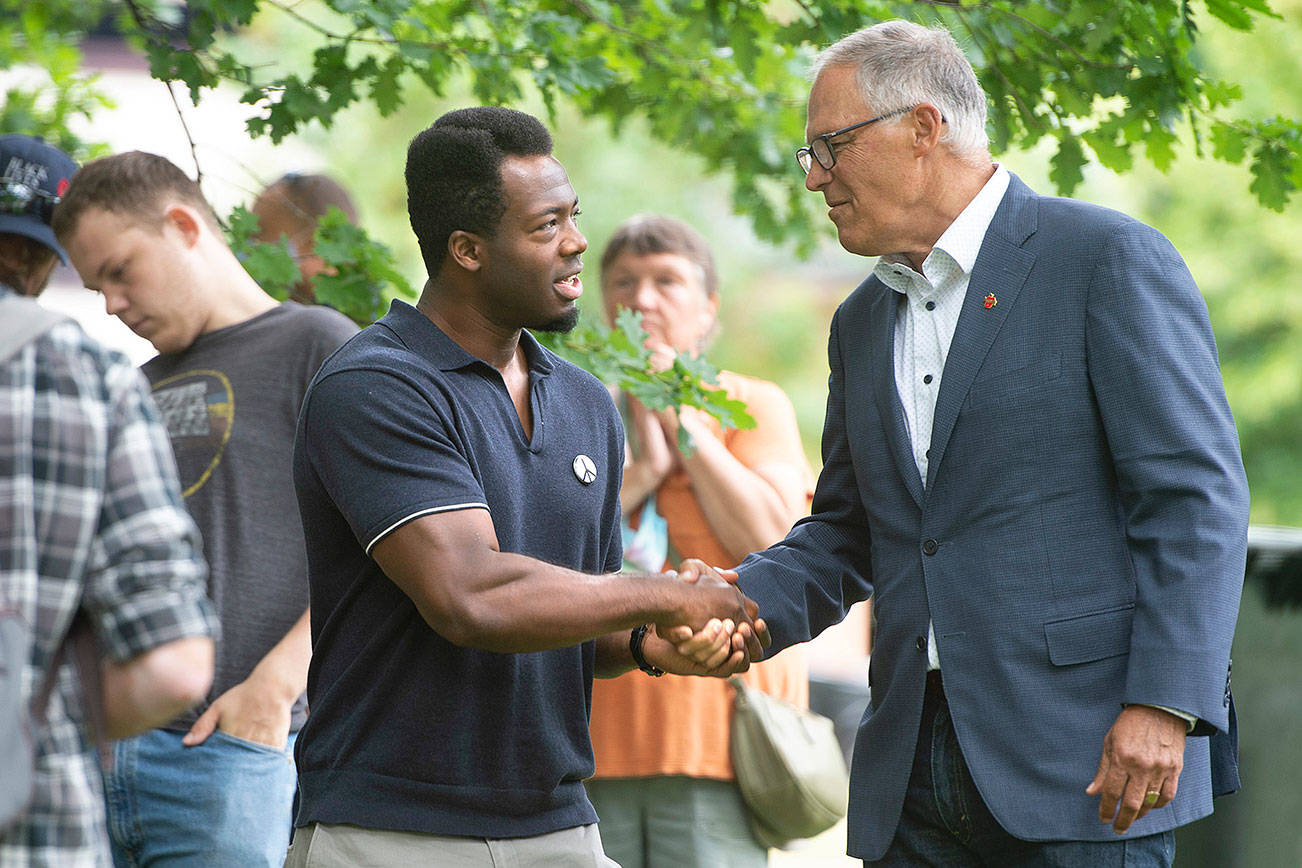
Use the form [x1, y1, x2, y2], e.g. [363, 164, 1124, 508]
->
[722, 375, 814, 499]
[1135, 704, 1198, 733]
[1085, 218, 1248, 731]
[306, 309, 361, 370]
[81, 342, 217, 662]
[300, 367, 489, 554]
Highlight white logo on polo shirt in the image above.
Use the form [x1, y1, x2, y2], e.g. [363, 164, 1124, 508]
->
[572, 454, 597, 485]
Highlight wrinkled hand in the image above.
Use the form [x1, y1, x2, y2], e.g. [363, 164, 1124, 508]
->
[182, 672, 293, 750]
[659, 559, 770, 664]
[1085, 705, 1186, 833]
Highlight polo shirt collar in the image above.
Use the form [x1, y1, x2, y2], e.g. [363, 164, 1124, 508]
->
[379, 299, 556, 375]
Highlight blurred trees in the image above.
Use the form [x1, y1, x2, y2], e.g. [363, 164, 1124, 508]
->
[5, 0, 1300, 252]
[5, 0, 1301, 520]
[1096, 0, 1302, 524]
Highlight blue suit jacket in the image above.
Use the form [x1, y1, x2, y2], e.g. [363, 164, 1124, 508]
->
[736, 175, 1248, 860]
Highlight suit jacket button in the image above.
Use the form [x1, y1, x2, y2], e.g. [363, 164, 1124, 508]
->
[916, 636, 927, 652]
[922, 539, 938, 556]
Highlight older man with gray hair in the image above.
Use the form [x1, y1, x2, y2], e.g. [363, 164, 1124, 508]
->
[733, 19, 1247, 866]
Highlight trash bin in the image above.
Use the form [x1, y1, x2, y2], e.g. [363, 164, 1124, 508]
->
[1174, 525, 1302, 867]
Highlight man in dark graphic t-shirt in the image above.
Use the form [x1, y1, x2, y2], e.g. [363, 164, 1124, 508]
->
[54, 150, 356, 867]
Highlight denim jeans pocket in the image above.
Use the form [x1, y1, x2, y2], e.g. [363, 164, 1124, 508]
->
[209, 728, 292, 758]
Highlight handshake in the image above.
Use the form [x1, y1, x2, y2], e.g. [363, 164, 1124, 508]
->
[640, 558, 772, 679]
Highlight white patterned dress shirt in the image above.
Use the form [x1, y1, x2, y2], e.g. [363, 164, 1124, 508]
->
[873, 166, 1009, 672]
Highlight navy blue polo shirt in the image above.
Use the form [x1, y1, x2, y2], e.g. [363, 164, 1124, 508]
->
[291, 299, 624, 838]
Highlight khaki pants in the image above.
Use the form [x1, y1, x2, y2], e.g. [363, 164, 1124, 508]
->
[284, 822, 619, 867]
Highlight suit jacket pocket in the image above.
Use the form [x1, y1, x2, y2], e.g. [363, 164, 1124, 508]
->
[1043, 604, 1134, 666]
[965, 352, 1062, 411]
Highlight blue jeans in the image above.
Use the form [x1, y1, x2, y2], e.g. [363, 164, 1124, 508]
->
[866, 674, 1175, 867]
[103, 728, 298, 867]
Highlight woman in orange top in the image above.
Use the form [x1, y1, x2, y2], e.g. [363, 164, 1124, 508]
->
[588, 215, 813, 867]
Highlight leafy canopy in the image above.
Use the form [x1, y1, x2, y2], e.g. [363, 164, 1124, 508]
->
[5, 0, 1296, 439]
[5, 0, 1299, 251]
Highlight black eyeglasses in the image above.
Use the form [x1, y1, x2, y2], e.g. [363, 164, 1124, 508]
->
[0, 178, 61, 223]
[796, 106, 916, 175]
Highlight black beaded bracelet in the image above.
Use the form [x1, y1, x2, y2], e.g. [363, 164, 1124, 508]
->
[629, 624, 665, 677]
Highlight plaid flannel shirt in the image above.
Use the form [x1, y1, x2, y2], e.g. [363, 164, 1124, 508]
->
[1, 288, 216, 867]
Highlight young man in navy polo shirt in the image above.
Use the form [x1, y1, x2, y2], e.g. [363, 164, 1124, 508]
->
[287, 107, 767, 865]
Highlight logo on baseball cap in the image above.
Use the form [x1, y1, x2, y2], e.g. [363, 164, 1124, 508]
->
[0, 135, 78, 265]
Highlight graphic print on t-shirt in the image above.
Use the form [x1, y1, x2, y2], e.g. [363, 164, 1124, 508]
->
[150, 369, 235, 497]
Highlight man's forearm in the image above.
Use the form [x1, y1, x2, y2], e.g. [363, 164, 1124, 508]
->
[245, 608, 312, 703]
[101, 636, 215, 739]
[593, 630, 637, 678]
[419, 554, 696, 652]
[372, 511, 760, 656]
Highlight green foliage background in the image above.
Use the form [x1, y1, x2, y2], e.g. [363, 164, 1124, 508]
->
[4, 0, 1302, 522]
[1119, 0, 1302, 525]
[974, 0, 1302, 525]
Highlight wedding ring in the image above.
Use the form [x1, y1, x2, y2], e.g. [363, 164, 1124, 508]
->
[1144, 790, 1160, 806]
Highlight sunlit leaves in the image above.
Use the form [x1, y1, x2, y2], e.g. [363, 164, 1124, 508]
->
[226, 204, 415, 324]
[536, 308, 756, 448]
[1205, 0, 1279, 30]
[5, 0, 1298, 232]
[1211, 121, 1249, 163]
[1249, 135, 1299, 212]
[225, 205, 301, 296]
[1049, 130, 1086, 195]
[1083, 119, 1134, 174]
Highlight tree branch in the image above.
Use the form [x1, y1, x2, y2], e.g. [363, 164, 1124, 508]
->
[164, 79, 203, 185]
[952, 6, 1047, 134]
[264, 0, 453, 50]
[982, 3, 1132, 72]
[791, 0, 820, 25]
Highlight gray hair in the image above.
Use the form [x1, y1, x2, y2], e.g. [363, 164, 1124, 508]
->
[813, 20, 989, 161]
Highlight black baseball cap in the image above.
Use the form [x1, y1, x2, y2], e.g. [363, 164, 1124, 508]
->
[0, 135, 78, 264]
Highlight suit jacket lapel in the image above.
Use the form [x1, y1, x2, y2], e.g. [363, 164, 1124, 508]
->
[925, 176, 1039, 493]
[867, 284, 925, 508]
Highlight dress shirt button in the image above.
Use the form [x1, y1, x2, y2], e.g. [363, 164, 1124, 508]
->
[922, 539, 938, 556]
[925, 300, 936, 311]
[916, 635, 927, 652]
[923, 374, 933, 385]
